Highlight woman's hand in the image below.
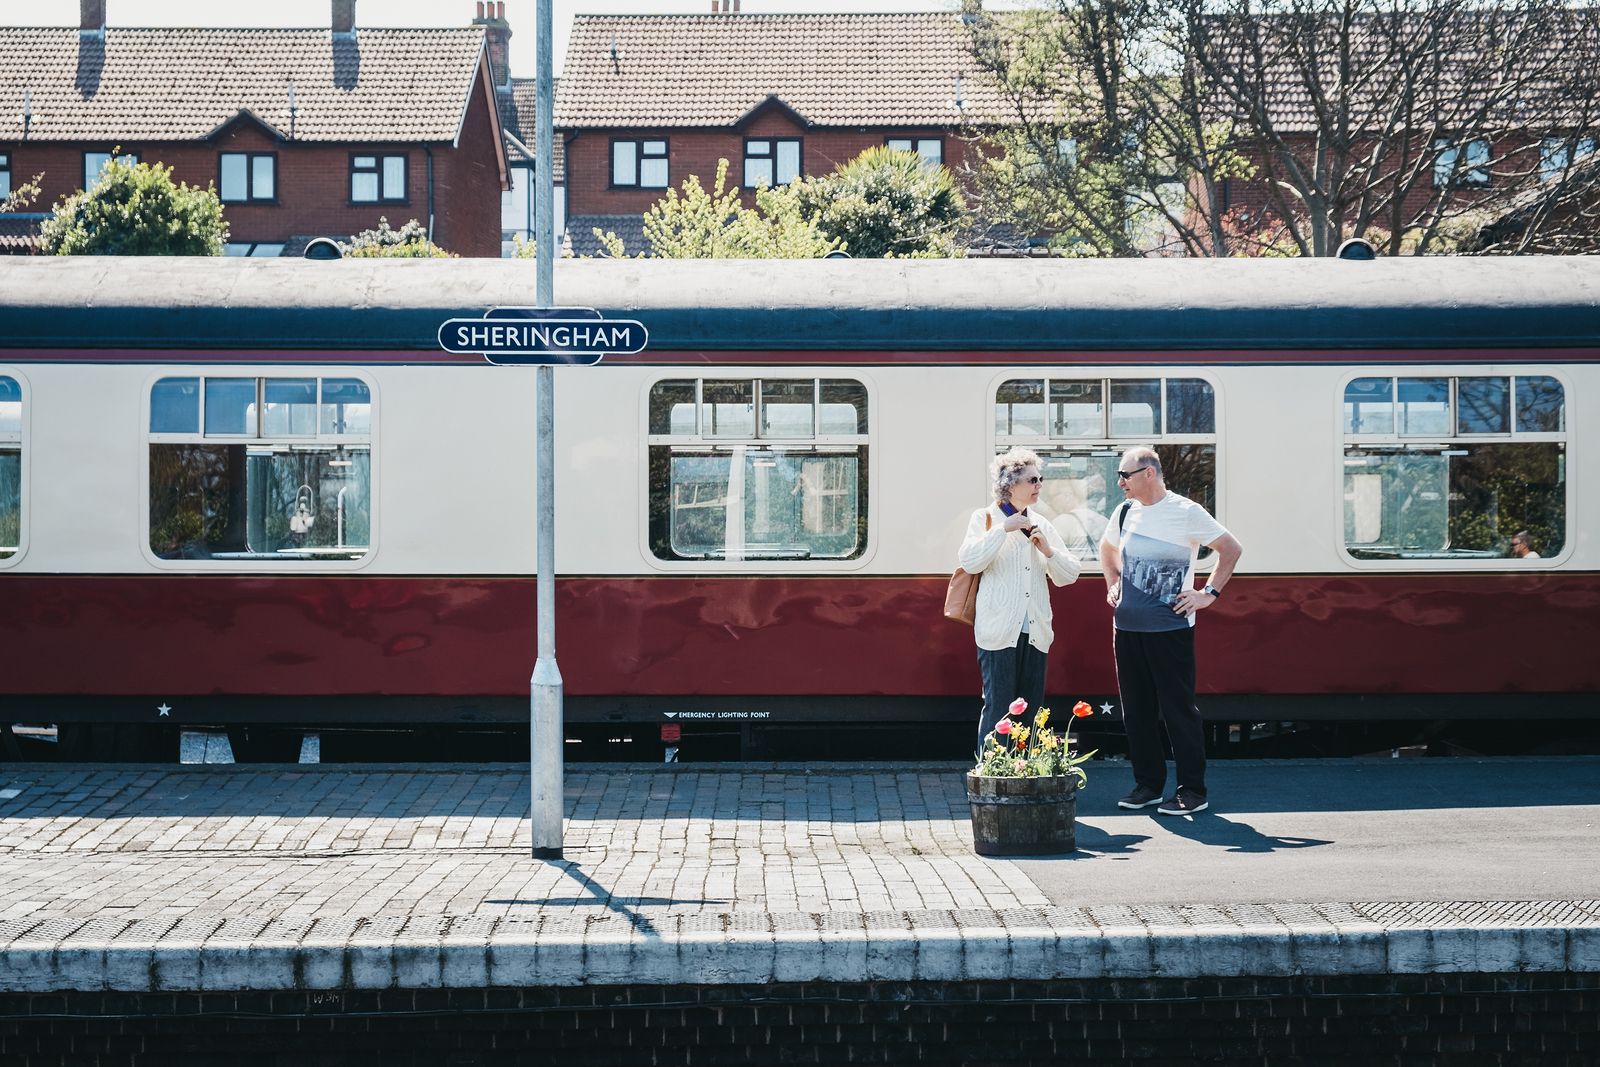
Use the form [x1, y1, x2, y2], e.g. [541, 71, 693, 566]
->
[1001, 512, 1029, 533]
[1027, 528, 1054, 558]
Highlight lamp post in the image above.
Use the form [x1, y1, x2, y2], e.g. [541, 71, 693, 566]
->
[530, 0, 563, 860]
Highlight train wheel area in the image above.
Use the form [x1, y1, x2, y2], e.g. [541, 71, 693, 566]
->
[5, 715, 1600, 764]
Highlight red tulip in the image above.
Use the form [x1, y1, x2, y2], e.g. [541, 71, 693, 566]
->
[996, 719, 1013, 735]
[1072, 701, 1094, 718]
[1008, 698, 1027, 717]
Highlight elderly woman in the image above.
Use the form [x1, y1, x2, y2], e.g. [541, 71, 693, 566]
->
[959, 448, 1082, 755]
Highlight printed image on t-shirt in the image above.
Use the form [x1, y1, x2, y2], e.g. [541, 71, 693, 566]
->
[1119, 532, 1191, 626]
[1102, 492, 1228, 633]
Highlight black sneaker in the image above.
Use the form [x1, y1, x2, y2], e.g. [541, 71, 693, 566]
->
[1158, 790, 1209, 816]
[1117, 785, 1164, 810]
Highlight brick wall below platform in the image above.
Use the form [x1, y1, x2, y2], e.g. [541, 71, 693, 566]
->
[1, 973, 1597, 1066]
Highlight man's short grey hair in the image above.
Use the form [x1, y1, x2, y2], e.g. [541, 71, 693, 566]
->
[1120, 446, 1162, 479]
[992, 447, 1041, 504]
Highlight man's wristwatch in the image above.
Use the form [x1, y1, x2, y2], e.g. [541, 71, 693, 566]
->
[1203, 583, 1221, 599]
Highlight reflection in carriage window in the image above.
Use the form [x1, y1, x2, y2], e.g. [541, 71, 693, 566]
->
[149, 376, 372, 562]
[994, 375, 1219, 567]
[648, 377, 868, 562]
[0, 376, 21, 559]
[1343, 374, 1565, 562]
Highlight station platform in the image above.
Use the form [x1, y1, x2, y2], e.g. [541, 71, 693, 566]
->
[0, 757, 1596, 993]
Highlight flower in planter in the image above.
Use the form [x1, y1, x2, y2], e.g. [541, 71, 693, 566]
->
[974, 698, 1097, 783]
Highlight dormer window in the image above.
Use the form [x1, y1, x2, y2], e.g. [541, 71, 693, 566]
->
[219, 153, 277, 203]
[744, 139, 802, 188]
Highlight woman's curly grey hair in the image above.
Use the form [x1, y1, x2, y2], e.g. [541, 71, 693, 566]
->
[991, 447, 1041, 505]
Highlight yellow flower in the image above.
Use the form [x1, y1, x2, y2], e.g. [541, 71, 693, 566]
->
[1012, 726, 1029, 745]
[1035, 708, 1050, 728]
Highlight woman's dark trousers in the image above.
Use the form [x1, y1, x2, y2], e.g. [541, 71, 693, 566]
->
[1113, 627, 1206, 798]
[976, 634, 1047, 757]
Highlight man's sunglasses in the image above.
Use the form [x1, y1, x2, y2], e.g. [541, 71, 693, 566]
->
[1116, 467, 1149, 481]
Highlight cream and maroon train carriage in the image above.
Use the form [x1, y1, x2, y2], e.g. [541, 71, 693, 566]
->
[0, 257, 1595, 757]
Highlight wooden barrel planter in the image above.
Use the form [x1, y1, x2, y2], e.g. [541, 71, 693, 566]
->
[966, 773, 1078, 856]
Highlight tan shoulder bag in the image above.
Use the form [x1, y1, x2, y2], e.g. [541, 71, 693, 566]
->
[943, 511, 991, 626]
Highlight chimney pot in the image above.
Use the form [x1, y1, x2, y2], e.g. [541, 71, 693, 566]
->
[80, 0, 106, 32]
[476, 1, 484, 17]
[332, 0, 356, 35]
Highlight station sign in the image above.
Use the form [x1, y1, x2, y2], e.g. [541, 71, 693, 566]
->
[437, 305, 648, 365]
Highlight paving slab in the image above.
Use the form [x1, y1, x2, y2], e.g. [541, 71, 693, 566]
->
[0, 757, 1595, 991]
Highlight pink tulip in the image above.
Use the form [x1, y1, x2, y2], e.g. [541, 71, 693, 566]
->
[996, 719, 1012, 736]
[1008, 698, 1027, 717]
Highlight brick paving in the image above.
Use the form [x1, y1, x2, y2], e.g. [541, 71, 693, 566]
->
[0, 764, 1047, 926]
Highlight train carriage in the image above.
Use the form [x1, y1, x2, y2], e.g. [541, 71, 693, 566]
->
[1, 256, 1596, 758]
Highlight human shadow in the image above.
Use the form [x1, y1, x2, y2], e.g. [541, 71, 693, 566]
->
[1149, 812, 1331, 854]
[485, 861, 727, 937]
[1050, 821, 1150, 860]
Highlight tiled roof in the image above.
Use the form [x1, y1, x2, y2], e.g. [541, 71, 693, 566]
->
[501, 77, 564, 182]
[0, 27, 488, 143]
[0, 214, 46, 254]
[1203, 14, 1595, 134]
[564, 214, 646, 258]
[555, 14, 1005, 129]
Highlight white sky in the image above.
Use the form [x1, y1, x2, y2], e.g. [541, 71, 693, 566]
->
[9, 0, 1003, 76]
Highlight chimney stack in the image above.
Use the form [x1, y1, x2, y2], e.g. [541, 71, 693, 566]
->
[710, 0, 740, 11]
[472, 0, 513, 91]
[80, 0, 106, 33]
[332, 0, 356, 36]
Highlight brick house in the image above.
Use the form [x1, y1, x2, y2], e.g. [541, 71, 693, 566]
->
[500, 76, 567, 256]
[0, 0, 508, 257]
[553, 8, 1004, 255]
[1191, 16, 1598, 255]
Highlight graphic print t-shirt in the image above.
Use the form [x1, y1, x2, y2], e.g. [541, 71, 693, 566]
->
[1101, 492, 1228, 632]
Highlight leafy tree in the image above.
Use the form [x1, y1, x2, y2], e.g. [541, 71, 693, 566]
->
[596, 159, 840, 258]
[40, 156, 226, 255]
[791, 146, 968, 257]
[2, 173, 41, 216]
[342, 216, 455, 258]
[962, 0, 1600, 256]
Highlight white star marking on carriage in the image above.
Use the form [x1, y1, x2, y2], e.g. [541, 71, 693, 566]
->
[157, 704, 171, 717]
[1100, 702, 1115, 716]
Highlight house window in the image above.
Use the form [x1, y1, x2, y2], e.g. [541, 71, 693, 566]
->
[223, 243, 287, 258]
[611, 140, 668, 189]
[0, 376, 21, 561]
[647, 377, 869, 562]
[0, 153, 10, 198]
[744, 139, 802, 188]
[1342, 374, 1566, 562]
[1540, 136, 1596, 182]
[83, 151, 138, 190]
[994, 376, 1219, 566]
[887, 138, 944, 168]
[351, 155, 406, 203]
[148, 376, 373, 562]
[219, 153, 276, 203]
[1433, 138, 1490, 187]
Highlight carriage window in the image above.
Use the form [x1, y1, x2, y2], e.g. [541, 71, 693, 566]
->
[148, 375, 372, 562]
[0, 377, 21, 560]
[647, 377, 869, 562]
[1343, 374, 1565, 562]
[995, 375, 1218, 566]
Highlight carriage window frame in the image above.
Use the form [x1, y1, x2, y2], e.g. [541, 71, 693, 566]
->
[1336, 369, 1570, 570]
[991, 372, 1222, 573]
[141, 371, 378, 571]
[642, 374, 875, 571]
[0, 370, 28, 568]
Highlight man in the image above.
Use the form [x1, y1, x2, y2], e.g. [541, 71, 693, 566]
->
[1510, 531, 1541, 559]
[1099, 447, 1243, 816]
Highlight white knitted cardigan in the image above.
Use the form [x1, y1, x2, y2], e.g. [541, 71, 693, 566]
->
[958, 504, 1083, 653]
